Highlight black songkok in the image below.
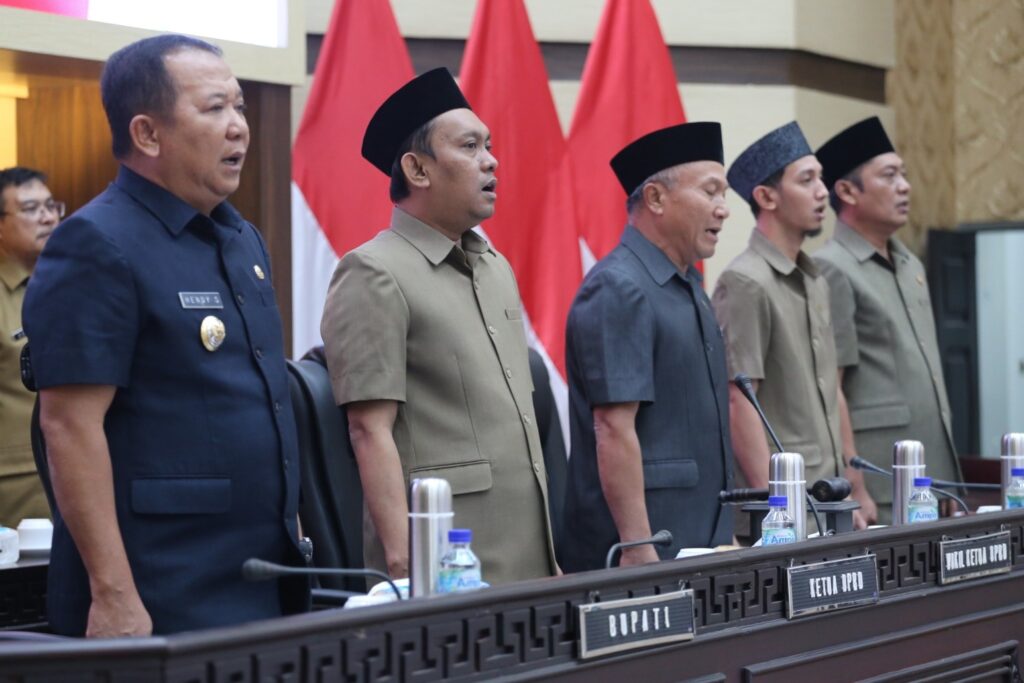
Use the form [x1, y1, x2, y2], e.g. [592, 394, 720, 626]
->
[362, 68, 472, 175]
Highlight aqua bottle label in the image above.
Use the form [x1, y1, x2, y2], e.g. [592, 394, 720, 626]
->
[907, 503, 938, 523]
[762, 527, 797, 545]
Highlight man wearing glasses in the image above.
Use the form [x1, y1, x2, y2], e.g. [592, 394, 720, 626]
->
[0, 166, 63, 526]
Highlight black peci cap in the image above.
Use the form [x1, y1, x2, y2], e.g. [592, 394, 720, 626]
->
[816, 117, 896, 189]
[361, 68, 472, 175]
[610, 122, 724, 195]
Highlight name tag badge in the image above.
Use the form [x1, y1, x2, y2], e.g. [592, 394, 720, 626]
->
[179, 292, 224, 309]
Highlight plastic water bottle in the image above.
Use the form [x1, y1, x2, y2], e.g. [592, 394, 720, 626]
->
[438, 528, 482, 593]
[761, 496, 797, 545]
[907, 477, 939, 523]
[1006, 468, 1024, 510]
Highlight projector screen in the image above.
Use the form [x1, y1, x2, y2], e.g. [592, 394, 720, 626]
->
[0, 0, 288, 48]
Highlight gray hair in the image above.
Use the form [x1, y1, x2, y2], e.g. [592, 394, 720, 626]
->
[625, 167, 679, 215]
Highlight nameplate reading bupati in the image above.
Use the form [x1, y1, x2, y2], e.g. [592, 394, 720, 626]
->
[939, 531, 1012, 585]
[577, 590, 695, 659]
[786, 554, 878, 619]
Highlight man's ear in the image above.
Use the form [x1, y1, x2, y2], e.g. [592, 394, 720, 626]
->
[400, 152, 430, 190]
[751, 184, 777, 213]
[128, 114, 161, 159]
[834, 179, 858, 207]
[641, 181, 666, 215]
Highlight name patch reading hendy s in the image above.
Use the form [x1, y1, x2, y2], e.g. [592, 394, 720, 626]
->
[179, 292, 224, 309]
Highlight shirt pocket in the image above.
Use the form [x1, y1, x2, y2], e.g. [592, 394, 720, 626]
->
[408, 459, 493, 496]
[786, 442, 824, 468]
[850, 402, 912, 432]
[131, 477, 232, 515]
[643, 459, 699, 490]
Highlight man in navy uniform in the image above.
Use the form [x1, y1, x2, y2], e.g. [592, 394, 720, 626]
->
[562, 123, 735, 571]
[23, 34, 308, 636]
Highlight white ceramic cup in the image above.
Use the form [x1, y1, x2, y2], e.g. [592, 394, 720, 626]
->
[17, 518, 53, 549]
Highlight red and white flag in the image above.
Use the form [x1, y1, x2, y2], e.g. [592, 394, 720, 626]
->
[459, 0, 581, 432]
[567, 0, 686, 271]
[291, 0, 413, 357]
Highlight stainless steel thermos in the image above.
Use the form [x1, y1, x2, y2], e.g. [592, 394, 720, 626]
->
[769, 451, 806, 541]
[892, 440, 925, 525]
[409, 477, 453, 597]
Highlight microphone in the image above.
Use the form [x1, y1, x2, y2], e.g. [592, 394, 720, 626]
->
[732, 374, 825, 537]
[720, 477, 852, 504]
[242, 558, 404, 601]
[605, 530, 673, 570]
[849, 457, 998, 490]
[848, 457, 970, 513]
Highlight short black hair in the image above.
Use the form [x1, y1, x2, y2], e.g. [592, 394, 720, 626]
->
[828, 167, 864, 213]
[747, 166, 786, 217]
[101, 34, 223, 160]
[389, 120, 436, 202]
[0, 167, 47, 213]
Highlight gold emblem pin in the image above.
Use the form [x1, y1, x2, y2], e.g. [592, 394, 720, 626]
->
[200, 315, 226, 352]
[916, 275, 924, 286]
[254, 265, 265, 280]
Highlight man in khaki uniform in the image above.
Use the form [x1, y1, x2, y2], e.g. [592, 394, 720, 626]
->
[0, 167, 60, 525]
[711, 122, 876, 536]
[321, 69, 556, 584]
[815, 117, 963, 524]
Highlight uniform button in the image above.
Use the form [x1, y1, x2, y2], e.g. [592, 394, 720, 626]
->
[932, 373, 939, 382]
[817, 377, 825, 389]
[274, 401, 282, 414]
[533, 461, 541, 473]
[474, 280, 480, 291]
[488, 325, 496, 335]
[284, 458, 290, 468]
[255, 348, 264, 360]
[523, 413, 532, 425]
[505, 367, 513, 378]
[236, 293, 245, 306]
[705, 342, 713, 353]
[812, 337, 819, 349]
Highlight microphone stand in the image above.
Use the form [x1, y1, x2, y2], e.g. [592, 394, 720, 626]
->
[849, 457, 970, 514]
[733, 375, 826, 537]
[605, 530, 673, 570]
[243, 558, 404, 601]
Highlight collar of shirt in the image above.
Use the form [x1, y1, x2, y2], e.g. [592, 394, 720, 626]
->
[114, 165, 246, 237]
[833, 219, 911, 270]
[389, 206, 493, 266]
[0, 255, 29, 293]
[748, 227, 820, 279]
[621, 224, 703, 288]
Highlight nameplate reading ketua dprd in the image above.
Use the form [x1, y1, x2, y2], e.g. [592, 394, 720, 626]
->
[577, 590, 695, 659]
[786, 554, 879, 619]
[939, 531, 1012, 585]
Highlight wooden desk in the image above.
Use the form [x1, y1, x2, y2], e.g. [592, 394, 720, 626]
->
[1, 512, 1022, 681]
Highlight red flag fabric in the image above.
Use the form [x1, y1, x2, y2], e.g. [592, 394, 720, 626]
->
[567, 0, 686, 268]
[291, 0, 413, 356]
[459, 0, 581, 381]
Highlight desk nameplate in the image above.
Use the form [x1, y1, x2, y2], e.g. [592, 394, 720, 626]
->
[939, 531, 1012, 585]
[578, 590, 695, 659]
[786, 554, 879, 619]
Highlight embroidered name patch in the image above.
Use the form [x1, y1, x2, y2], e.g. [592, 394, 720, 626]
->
[179, 292, 224, 309]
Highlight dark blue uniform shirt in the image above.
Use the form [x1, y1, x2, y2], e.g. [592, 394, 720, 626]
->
[562, 226, 734, 571]
[23, 167, 307, 635]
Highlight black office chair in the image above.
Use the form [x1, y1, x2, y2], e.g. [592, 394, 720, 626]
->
[527, 348, 567, 564]
[286, 353, 365, 594]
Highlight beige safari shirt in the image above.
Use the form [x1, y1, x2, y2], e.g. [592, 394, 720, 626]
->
[815, 221, 961, 521]
[711, 229, 844, 489]
[0, 256, 49, 522]
[321, 207, 556, 585]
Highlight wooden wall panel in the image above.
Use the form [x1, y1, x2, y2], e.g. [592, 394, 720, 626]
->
[15, 78, 119, 216]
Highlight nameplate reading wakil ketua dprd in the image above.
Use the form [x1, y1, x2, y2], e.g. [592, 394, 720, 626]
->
[939, 531, 1012, 585]
[786, 554, 879, 619]
[577, 590, 695, 659]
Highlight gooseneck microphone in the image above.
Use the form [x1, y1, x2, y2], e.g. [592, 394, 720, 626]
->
[719, 477, 852, 504]
[242, 558, 404, 601]
[605, 530, 673, 570]
[732, 375, 825, 537]
[848, 457, 970, 513]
